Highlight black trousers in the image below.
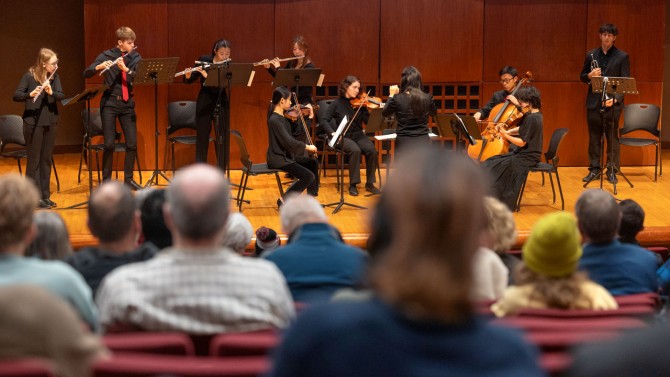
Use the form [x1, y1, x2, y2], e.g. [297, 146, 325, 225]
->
[341, 131, 378, 186]
[100, 96, 137, 182]
[281, 156, 319, 196]
[23, 123, 57, 199]
[587, 107, 621, 172]
[195, 89, 227, 164]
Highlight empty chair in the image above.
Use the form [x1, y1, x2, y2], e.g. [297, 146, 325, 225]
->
[619, 103, 662, 181]
[516, 128, 569, 211]
[164, 101, 216, 173]
[78, 108, 142, 184]
[102, 332, 194, 356]
[230, 129, 284, 212]
[209, 330, 279, 357]
[0, 114, 60, 192]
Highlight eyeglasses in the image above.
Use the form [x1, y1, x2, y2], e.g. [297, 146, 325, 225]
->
[47, 60, 59, 67]
[499, 78, 514, 84]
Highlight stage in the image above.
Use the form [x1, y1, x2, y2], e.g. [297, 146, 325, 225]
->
[2, 152, 669, 250]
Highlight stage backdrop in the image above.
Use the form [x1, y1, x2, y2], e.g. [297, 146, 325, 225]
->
[0, 0, 664, 170]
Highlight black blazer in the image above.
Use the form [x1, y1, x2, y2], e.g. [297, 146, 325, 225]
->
[580, 46, 630, 110]
[84, 47, 141, 98]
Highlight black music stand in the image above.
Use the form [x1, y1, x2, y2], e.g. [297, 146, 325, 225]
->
[63, 84, 107, 209]
[364, 108, 393, 194]
[204, 63, 254, 175]
[435, 113, 479, 152]
[584, 76, 638, 194]
[323, 114, 367, 214]
[134, 57, 180, 187]
[273, 68, 322, 96]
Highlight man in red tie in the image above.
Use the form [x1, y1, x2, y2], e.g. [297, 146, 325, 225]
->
[84, 26, 142, 190]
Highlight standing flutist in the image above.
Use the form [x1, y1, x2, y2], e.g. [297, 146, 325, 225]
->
[580, 23, 630, 184]
[84, 26, 142, 190]
[13, 48, 64, 208]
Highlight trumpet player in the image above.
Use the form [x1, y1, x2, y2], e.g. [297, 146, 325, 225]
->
[13, 48, 64, 209]
[580, 23, 630, 184]
[84, 26, 142, 190]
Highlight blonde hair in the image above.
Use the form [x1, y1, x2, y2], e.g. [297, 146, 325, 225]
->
[0, 174, 39, 247]
[29, 48, 57, 83]
[515, 263, 590, 309]
[482, 196, 517, 254]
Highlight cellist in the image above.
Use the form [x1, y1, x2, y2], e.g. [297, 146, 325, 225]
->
[473, 66, 522, 122]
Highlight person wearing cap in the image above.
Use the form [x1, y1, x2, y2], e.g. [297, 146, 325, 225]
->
[491, 212, 617, 317]
[255, 226, 281, 257]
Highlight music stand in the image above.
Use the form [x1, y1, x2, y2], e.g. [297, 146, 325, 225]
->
[584, 76, 638, 194]
[134, 57, 180, 187]
[364, 108, 393, 194]
[204, 63, 254, 176]
[434, 113, 479, 152]
[63, 84, 107, 209]
[273, 68, 322, 94]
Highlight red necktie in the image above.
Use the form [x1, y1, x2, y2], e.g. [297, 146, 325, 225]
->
[121, 52, 129, 101]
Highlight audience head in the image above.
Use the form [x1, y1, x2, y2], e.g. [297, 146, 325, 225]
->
[370, 145, 488, 322]
[255, 226, 281, 256]
[223, 212, 254, 254]
[165, 164, 230, 245]
[618, 199, 645, 243]
[576, 189, 621, 244]
[280, 194, 328, 235]
[366, 194, 393, 259]
[88, 181, 137, 244]
[139, 189, 172, 249]
[522, 212, 583, 278]
[25, 211, 73, 260]
[481, 196, 517, 254]
[0, 174, 39, 251]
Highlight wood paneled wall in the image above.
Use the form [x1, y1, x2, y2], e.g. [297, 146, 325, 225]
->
[80, 0, 664, 169]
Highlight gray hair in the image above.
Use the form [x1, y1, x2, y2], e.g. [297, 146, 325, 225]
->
[575, 189, 621, 243]
[483, 196, 517, 254]
[223, 212, 254, 253]
[25, 211, 73, 260]
[280, 194, 328, 234]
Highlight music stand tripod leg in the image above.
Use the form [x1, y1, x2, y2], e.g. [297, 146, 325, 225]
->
[323, 145, 367, 215]
[145, 74, 171, 187]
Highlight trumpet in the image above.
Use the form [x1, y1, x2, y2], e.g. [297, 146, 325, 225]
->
[99, 46, 138, 76]
[253, 55, 304, 67]
[32, 66, 58, 103]
[590, 53, 599, 71]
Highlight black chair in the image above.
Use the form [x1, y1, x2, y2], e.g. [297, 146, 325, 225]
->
[164, 101, 216, 173]
[0, 114, 60, 191]
[78, 108, 142, 184]
[315, 99, 340, 181]
[619, 103, 662, 182]
[230, 129, 284, 212]
[516, 128, 569, 212]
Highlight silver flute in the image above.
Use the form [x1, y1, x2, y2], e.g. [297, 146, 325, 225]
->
[32, 66, 58, 103]
[99, 46, 138, 76]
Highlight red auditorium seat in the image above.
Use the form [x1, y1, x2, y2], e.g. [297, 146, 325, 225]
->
[614, 292, 660, 310]
[492, 315, 647, 332]
[647, 246, 669, 262]
[514, 306, 656, 319]
[93, 353, 270, 377]
[0, 358, 55, 377]
[209, 329, 279, 357]
[103, 332, 195, 355]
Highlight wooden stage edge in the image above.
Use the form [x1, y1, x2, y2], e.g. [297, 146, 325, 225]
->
[2, 152, 670, 251]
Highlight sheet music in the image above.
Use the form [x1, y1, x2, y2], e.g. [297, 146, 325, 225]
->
[374, 132, 439, 141]
[247, 71, 255, 87]
[329, 116, 348, 148]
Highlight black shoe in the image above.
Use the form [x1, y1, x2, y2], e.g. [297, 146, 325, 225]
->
[125, 180, 142, 191]
[582, 171, 600, 182]
[277, 198, 283, 209]
[44, 199, 57, 208]
[349, 185, 359, 196]
[365, 184, 381, 195]
[38, 199, 51, 209]
[608, 171, 618, 184]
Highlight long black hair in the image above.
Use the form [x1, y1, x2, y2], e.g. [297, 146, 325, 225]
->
[267, 86, 291, 119]
[399, 66, 432, 117]
[211, 39, 231, 56]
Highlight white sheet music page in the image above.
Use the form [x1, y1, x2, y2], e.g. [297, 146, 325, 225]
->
[329, 116, 348, 148]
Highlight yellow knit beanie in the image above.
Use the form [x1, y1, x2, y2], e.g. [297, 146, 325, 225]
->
[522, 212, 582, 277]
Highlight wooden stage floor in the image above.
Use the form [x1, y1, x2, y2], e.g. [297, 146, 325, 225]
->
[2, 153, 669, 249]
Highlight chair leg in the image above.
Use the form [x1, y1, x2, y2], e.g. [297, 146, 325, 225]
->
[540, 172, 545, 186]
[274, 173, 285, 197]
[172, 143, 176, 175]
[16, 159, 23, 175]
[78, 139, 86, 184]
[554, 170, 565, 211]
[516, 174, 529, 212]
[237, 172, 249, 212]
[51, 157, 60, 192]
[659, 143, 663, 177]
[548, 171, 556, 204]
[654, 144, 659, 182]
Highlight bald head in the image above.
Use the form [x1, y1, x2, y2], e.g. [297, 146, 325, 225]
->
[88, 181, 136, 243]
[166, 164, 231, 241]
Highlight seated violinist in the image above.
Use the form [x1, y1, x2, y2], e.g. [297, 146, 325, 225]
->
[473, 66, 521, 122]
[482, 86, 543, 210]
[267, 86, 319, 207]
[319, 75, 380, 196]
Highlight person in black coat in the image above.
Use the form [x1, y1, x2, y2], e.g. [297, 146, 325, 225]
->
[267, 86, 319, 205]
[319, 75, 380, 196]
[580, 23, 630, 184]
[83, 26, 142, 190]
[13, 48, 64, 208]
[184, 39, 231, 164]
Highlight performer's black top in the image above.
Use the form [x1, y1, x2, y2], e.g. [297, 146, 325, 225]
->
[579, 45, 630, 110]
[13, 72, 65, 126]
[267, 112, 307, 168]
[184, 55, 229, 101]
[478, 89, 511, 120]
[267, 61, 315, 105]
[382, 91, 437, 137]
[84, 47, 141, 98]
[319, 97, 370, 137]
[510, 111, 543, 161]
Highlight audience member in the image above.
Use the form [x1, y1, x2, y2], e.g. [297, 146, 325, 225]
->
[0, 174, 98, 331]
[577, 189, 658, 295]
[482, 196, 520, 284]
[96, 164, 294, 334]
[618, 198, 645, 246]
[24, 211, 73, 260]
[223, 212, 254, 254]
[65, 181, 157, 296]
[139, 188, 172, 249]
[472, 197, 511, 301]
[491, 212, 617, 317]
[268, 146, 543, 377]
[0, 285, 108, 377]
[255, 226, 281, 256]
[263, 194, 367, 303]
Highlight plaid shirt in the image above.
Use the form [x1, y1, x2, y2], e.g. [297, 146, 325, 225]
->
[96, 247, 295, 334]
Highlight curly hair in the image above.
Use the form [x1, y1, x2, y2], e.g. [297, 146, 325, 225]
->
[515, 263, 590, 309]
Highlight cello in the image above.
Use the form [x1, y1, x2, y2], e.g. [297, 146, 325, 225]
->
[468, 71, 532, 161]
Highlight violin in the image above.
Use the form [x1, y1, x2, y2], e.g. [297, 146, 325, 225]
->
[284, 104, 319, 121]
[350, 93, 383, 109]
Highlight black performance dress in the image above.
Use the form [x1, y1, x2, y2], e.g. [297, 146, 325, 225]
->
[482, 112, 543, 210]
